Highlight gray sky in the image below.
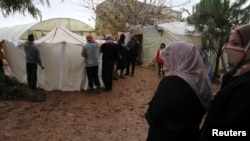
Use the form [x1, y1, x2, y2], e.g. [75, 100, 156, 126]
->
[0, 0, 200, 28]
[0, 0, 93, 28]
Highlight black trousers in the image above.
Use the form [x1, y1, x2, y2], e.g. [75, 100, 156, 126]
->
[102, 62, 114, 90]
[26, 63, 37, 89]
[116, 59, 126, 76]
[126, 57, 136, 75]
[86, 66, 100, 89]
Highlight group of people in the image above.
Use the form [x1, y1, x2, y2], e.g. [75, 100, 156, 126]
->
[145, 23, 250, 141]
[20, 33, 140, 92]
[15, 23, 250, 140]
[81, 34, 141, 93]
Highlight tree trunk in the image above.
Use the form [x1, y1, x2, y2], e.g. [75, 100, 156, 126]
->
[220, 52, 229, 72]
[213, 45, 223, 79]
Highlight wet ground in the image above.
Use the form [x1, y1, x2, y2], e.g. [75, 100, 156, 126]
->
[0, 65, 220, 141]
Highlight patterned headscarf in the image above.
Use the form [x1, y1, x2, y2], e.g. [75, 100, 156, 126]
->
[229, 24, 250, 76]
[161, 41, 212, 110]
[234, 24, 250, 48]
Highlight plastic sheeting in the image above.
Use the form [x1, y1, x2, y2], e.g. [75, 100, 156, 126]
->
[141, 22, 202, 66]
[0, 18, 95, 41]
[200, 47, 214, 79]
[0, 23, 35, 41]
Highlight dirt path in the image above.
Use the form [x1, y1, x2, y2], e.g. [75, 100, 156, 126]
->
[0, 66, 161, 141]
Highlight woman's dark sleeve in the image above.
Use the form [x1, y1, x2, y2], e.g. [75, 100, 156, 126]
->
[145, 76, 186, 126]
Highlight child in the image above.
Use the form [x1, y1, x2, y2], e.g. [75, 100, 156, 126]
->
[155, 43, 165, 77]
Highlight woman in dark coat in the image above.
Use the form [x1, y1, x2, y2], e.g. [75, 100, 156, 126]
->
[200, 24, 250, 141]
[145, 41, 212, 141]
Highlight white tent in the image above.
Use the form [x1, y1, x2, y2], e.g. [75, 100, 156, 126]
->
[0, 18, 95, 40]
[3, 26, 91, 91]
[37, 26, 87, 91]
[0, 23, 35, 41]
[140, 22, 203, 66]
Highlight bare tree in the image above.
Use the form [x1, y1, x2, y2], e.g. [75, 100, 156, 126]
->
[77, 0, 190, 34]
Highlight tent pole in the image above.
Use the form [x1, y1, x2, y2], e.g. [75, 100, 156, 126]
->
[59, 41, 66, 90]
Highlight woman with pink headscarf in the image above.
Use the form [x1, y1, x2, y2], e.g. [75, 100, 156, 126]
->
[145, 41, 212, 141]
[200, 24, 250, 140]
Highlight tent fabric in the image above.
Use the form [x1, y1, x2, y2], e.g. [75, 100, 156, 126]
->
[128, 25, 143, 35]
[31, 18, 94, 33]
[37, 42, 85, 91]
[37, 26, 86, 44]
[3, 41, 27, 82]
[141, 22, 203, 66]
[141, 26, 178, 66]
[3, 26, 103, 91]
[0, 23, 36, 41]
[35, 26, 88, 90]
[159, 22, 200, 36]
[200, 47, 214, 79]
[0, 18, 95, 41]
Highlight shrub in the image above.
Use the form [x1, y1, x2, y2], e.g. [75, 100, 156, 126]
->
[0, 72, 45, 102]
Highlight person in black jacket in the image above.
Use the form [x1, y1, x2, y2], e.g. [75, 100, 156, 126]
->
[100, 36, 119, 91]
[125, 35, 140, 76]
[200, 24, 250, 141]
[145, 41, 212, 141]
[116, 34, 127, 79]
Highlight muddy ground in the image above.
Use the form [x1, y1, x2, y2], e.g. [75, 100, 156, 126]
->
[0, 66, 219, 141]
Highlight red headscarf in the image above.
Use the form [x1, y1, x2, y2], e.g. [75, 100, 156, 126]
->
[86, 35, 95, 42]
